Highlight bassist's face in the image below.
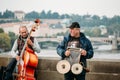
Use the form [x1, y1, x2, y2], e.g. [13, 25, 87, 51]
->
[19, 27, 28, 38]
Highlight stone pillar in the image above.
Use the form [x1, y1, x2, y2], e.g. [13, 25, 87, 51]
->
[112, 31, 118, 50]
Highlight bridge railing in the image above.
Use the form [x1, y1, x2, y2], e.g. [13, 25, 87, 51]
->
[0, 54, 120, 80]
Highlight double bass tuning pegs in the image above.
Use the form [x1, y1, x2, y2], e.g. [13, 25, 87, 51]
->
[34, 18, 41, 23]
[32, 19, 41, 31]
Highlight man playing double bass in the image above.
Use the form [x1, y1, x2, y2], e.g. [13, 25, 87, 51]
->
[4, 26, 41, 80]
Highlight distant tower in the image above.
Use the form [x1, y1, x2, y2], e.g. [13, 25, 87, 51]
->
[112, 31, 118, 50]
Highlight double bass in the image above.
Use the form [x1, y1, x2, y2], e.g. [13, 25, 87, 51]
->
[17, 19, 40, 80]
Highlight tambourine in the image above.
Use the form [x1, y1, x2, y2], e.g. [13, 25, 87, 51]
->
[71, 63, 83, 75]
[56, 60, 71, 74]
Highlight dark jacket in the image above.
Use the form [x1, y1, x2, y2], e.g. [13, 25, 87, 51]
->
[56, 32, 94, 74]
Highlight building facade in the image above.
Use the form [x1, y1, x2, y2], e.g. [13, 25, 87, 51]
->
[14, 11, 25, 20]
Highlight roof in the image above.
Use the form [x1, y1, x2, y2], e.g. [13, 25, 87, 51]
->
[14, 11, 25, 14]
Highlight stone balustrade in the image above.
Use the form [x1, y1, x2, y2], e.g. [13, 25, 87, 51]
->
[0, 54, 120, 80]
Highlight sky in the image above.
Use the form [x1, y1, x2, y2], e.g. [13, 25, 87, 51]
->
[0, 0, 120, 18]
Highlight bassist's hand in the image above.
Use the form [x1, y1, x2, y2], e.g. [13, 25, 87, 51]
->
[16, 55, 20, 61]
[27, 39, 33, 46]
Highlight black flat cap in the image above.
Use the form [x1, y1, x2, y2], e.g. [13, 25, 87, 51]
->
[68, 22, 80, 28]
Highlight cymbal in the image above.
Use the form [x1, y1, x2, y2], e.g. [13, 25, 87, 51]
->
[56, 60, 71, 74]
[71, 63, 83, 74]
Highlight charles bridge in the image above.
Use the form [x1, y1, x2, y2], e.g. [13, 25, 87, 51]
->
[36, 36, 120, 50]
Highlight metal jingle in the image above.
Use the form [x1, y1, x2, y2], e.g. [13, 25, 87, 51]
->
[56, 60, 71, 74]
[71, 63, 83, 75]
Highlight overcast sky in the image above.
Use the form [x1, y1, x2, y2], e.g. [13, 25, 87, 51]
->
[0, 0, 120, 18]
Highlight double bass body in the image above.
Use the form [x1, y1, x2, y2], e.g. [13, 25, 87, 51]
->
[17, 48, 38, 80]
